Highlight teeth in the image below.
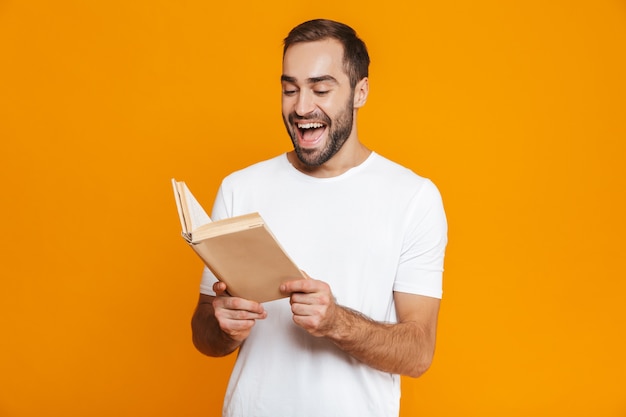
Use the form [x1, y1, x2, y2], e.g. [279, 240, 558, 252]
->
[297, 122, 324, 129]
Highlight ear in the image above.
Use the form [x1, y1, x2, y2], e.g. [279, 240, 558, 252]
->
[353, 77, 369, 109]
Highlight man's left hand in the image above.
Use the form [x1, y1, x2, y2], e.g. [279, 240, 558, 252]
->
[280, 273, 338, 337]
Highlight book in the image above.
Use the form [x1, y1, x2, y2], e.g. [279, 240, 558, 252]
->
[172, 178, 304, 303]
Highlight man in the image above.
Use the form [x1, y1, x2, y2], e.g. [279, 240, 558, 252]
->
[191, 19, 447, 417]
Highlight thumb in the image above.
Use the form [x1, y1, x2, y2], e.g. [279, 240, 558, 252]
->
[213, 281, 229, 296]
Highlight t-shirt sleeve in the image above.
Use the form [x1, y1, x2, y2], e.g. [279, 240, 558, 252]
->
[393, 179, 448, 299]
[199, 266, 217, 295]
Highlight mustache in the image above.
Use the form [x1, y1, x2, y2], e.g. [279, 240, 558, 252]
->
[288, 112, 331, 125]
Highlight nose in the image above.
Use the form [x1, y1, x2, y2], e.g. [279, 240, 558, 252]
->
[295, 90, 315, 116]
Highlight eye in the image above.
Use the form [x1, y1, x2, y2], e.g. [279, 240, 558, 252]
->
[314, 90, 330, 96]
[283, 89, 297, 97]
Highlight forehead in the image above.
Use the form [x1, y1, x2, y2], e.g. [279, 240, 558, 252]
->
[282, 39, 348, 82]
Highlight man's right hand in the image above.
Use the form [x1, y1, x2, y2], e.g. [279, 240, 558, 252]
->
[211, 281, 268, 343]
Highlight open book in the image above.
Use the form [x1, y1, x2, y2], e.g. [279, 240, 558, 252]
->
[172, 179, 304, 303]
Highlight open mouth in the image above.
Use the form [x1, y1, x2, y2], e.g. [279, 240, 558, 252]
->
[297, 121, 327, 147]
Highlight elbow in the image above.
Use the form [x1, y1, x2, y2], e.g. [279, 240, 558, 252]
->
[407, 357, 432, 378]
[191, 322, 211, 356]
[191, 327, 226, 357]
[191, 331, 212, 357]
[405, 348, 435, 378]
[404, 322, 437, 378]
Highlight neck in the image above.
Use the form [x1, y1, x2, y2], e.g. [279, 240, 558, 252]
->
[288, 138, 371, 178]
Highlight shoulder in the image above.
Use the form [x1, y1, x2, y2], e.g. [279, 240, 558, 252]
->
[368, 153, 441, 197]
[369, 153, 421, 181]
[221, 154, 287, 188]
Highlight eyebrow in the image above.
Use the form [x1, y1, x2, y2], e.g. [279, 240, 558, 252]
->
[281, 75, 339, 85]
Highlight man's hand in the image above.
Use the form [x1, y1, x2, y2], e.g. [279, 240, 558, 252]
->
[279, 273, 440, 377]
[211, 281, 267, 344]
[280, 274, 338, 337]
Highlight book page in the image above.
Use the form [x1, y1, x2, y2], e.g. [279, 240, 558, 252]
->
[180, 181, 212, 231]
[172, 179, 187, 232]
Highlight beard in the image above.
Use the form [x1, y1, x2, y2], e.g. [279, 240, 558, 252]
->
[283, 95, 355, 167]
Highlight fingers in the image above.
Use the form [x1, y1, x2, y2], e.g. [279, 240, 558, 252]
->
[281, 278, 334, 306]
[210, 281, 267, 342]
[212, 281, 265, 314]
[289, 296, 335, 337]
[280, 276, 320, 294]
[280, 277, 337, 337]
[212, 295, 267, 342]
[213, 281, 228, 296]
[214, 295, 266, 317]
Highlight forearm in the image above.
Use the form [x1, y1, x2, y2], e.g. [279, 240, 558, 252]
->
[191, 298, 241, 357]
[325, 306, 435, 378]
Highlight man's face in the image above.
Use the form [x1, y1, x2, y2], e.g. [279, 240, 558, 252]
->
[281, 39, 356, 167]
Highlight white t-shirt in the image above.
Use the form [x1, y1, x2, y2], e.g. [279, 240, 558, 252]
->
[200, 152, 447, 417]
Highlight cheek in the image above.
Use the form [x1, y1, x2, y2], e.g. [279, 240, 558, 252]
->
[281, 100, 293, 118]
[282, 108, 293, 126]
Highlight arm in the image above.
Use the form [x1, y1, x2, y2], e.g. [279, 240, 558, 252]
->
[191, 282, 267, 357]
[280, 278, 440, 378]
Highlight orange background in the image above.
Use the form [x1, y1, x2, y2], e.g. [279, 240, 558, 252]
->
[1, 1, 625, 416]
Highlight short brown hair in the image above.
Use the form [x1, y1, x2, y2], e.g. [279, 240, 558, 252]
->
[283, 19, 370, 88]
